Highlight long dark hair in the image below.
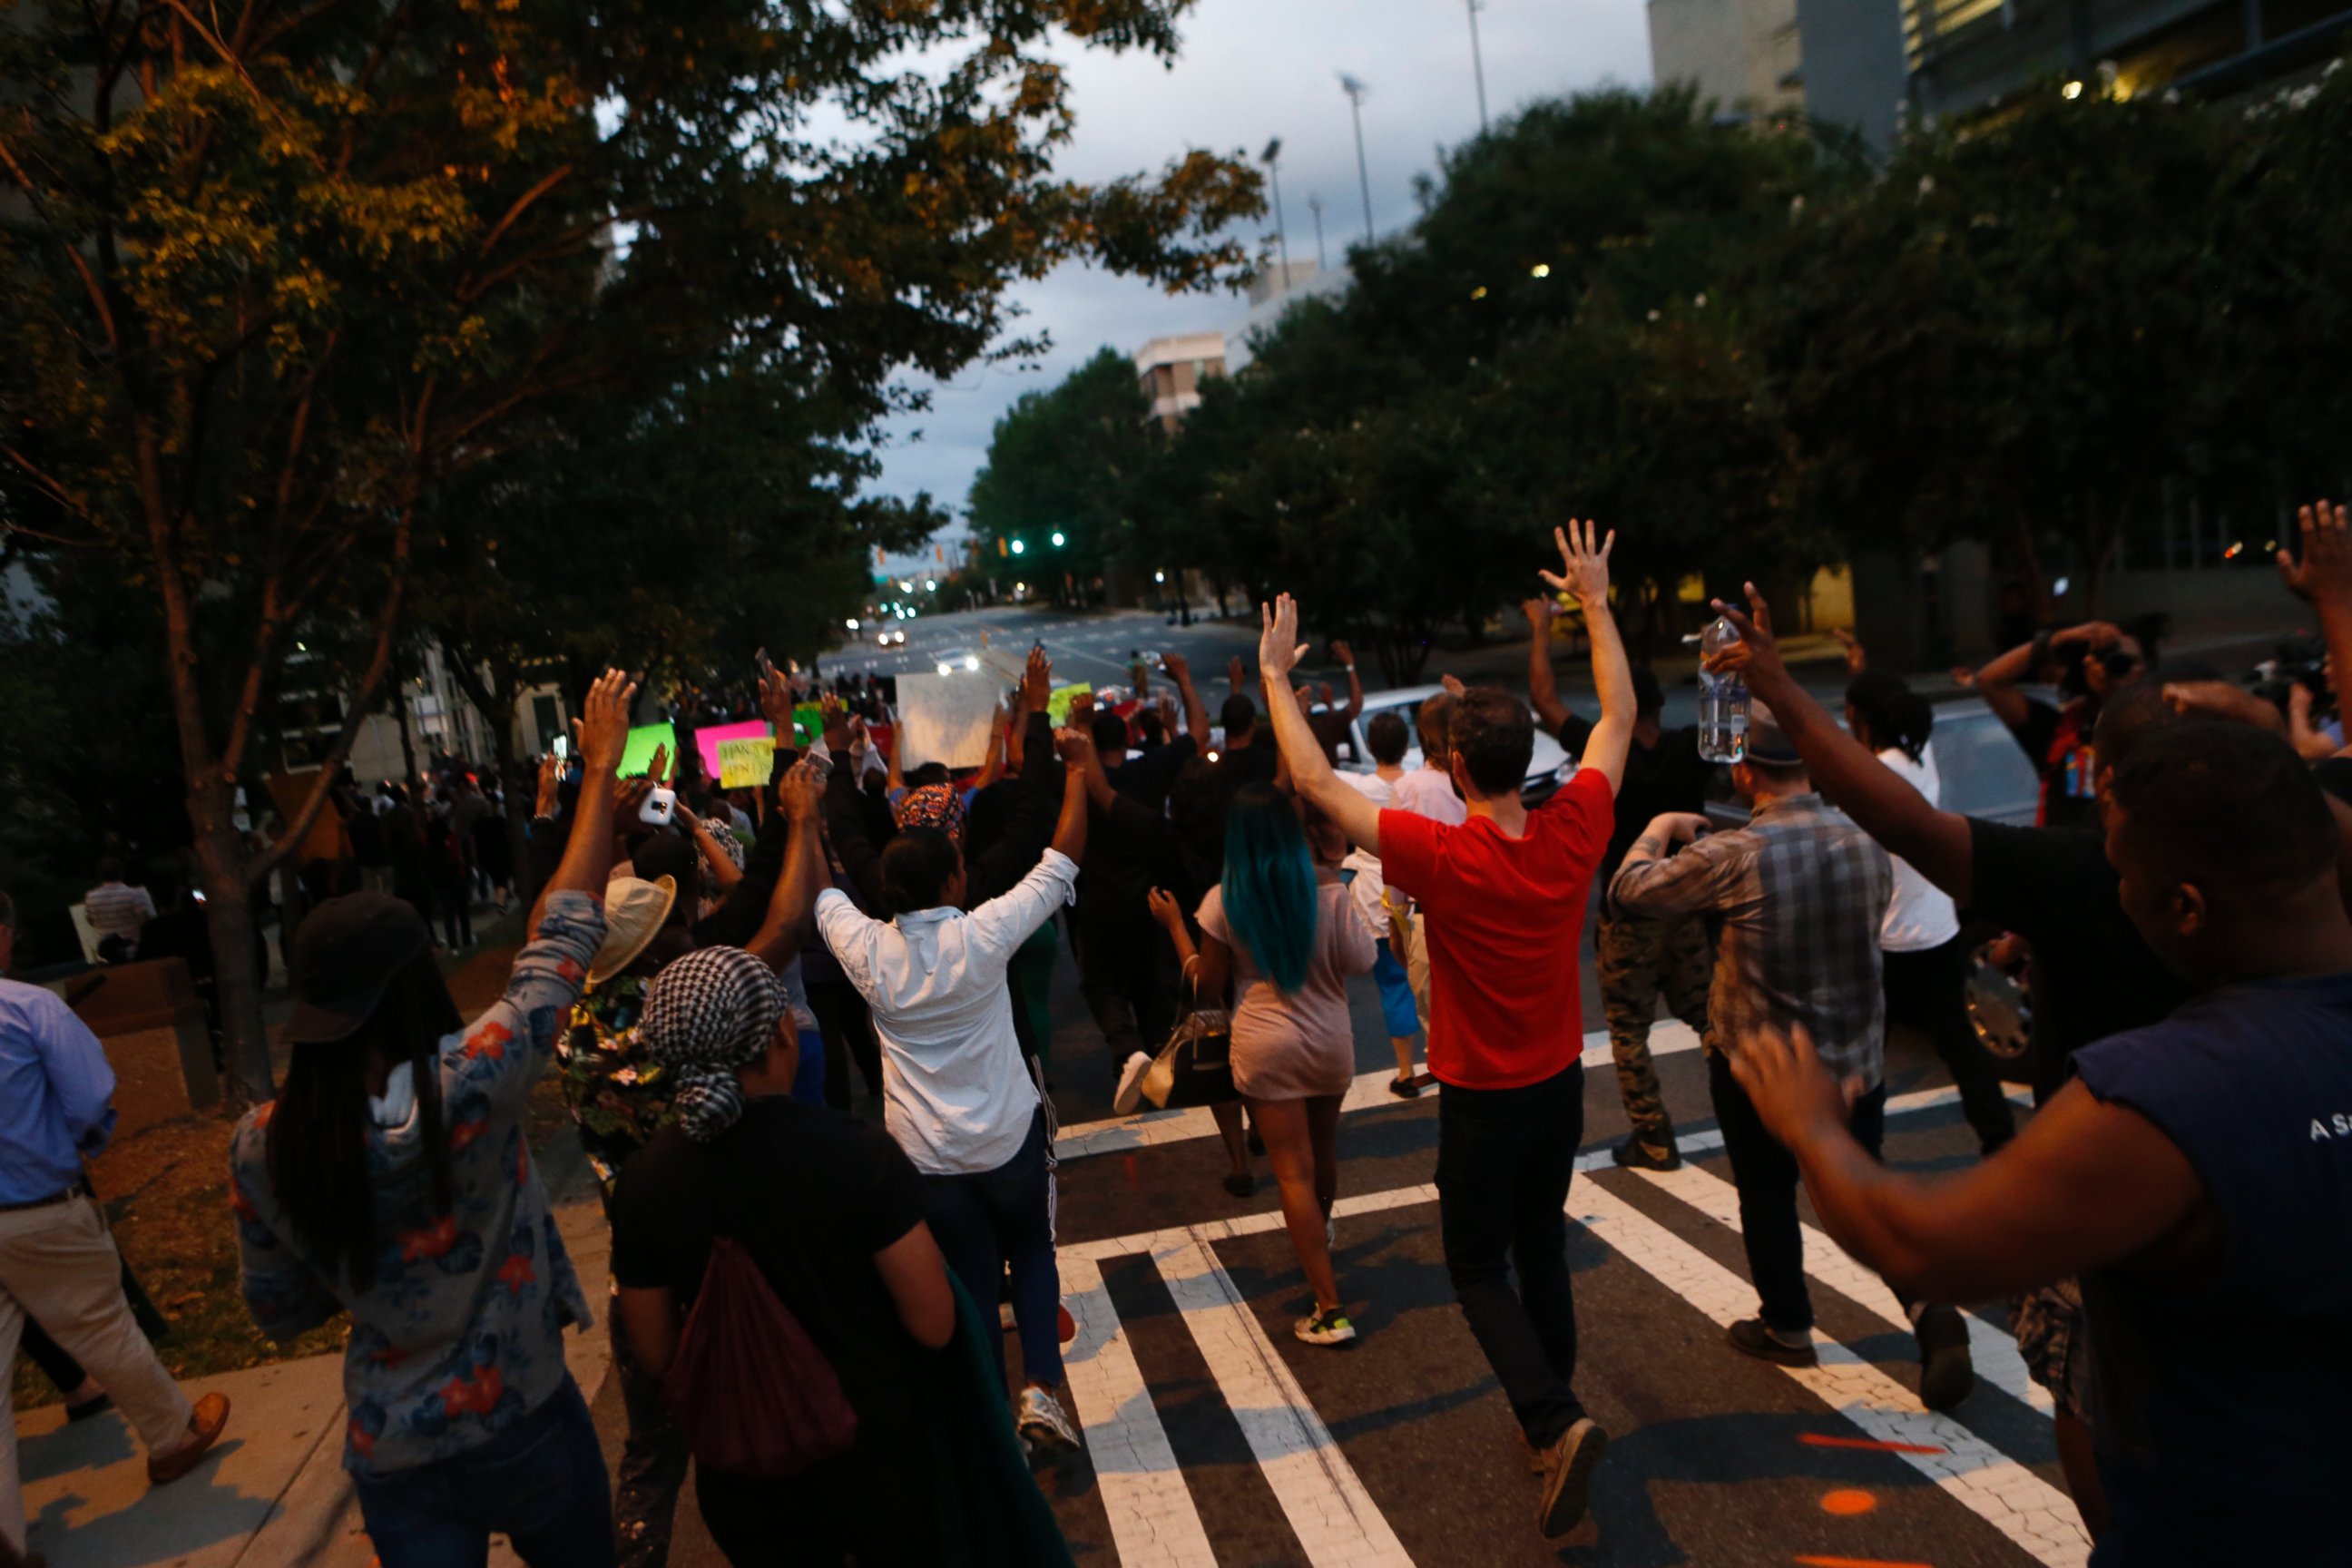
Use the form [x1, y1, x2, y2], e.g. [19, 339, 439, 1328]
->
[1846, 671, 1934, 764]
[267, 951, 458, 1290]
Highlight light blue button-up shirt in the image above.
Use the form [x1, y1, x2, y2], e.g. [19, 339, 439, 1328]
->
[0, 977, 117, 1203]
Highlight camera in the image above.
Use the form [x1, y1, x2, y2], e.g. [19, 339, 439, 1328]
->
[2246, 632, 2329, 718]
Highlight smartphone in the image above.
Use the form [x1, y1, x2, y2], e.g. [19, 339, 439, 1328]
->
[639, 787, 677, 828]
[553, 734, 569, 761]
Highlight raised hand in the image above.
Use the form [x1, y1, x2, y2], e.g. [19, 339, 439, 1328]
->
[818, 692, 851, 754]
[1538, 519, 1616, 604]
[1440, 672, 1466, 700]
[1161, 650, 1192, 684]
[1022, 646, 1054, 714]
[575, 668, 639, 778]
[1068, 690, 1096, 727]
[756, 652, 792, 731]
[646, 742, 670, 788]
[778, 759, 823, 822]
[1226, 653, 1247, 691]
[534, 752, 562, 818]
[1329, 639, 1354, 669]
[1056, 726, 1096, 770]
[2278, 499, 2351, 603]
[612, 776, 656, 831]
[1708, 583, 1789, 693]
[1258, 594, 1308, 682]
[1523, 597, 1561, 635]
[1833, 627, 1867, 674]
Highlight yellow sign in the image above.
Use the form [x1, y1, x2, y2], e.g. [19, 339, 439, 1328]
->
[1045, 682, 1093, 727]
[716, 737, 777, 789]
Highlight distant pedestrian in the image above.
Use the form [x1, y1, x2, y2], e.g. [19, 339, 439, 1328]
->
[82, 858, 155, 962]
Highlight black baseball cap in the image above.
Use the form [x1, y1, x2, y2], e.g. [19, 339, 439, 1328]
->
[286, 893, 436, 1045]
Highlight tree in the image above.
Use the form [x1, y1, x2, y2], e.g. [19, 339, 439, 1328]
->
[967, 346, 1156, 604]
[1, 0, 1258, 1099]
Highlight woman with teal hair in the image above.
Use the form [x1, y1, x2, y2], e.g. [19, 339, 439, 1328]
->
[1149, 783, 1377, 1346]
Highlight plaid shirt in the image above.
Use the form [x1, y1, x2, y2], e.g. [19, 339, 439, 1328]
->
[1607, 794, 1892, 1087]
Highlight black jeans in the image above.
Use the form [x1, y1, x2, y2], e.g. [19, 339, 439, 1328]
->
[1883, 937, 2015, 1154]
[1435, 1063, 1587, 1448]
[1076, 905, 1177, 1091]
[921, 1110, 1063, 1388]
[1709, 1052, 1889, 1333]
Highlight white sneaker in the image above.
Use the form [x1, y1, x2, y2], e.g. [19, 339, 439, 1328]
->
[1294, 1307, 1357, 1348]
[1112, 1051, 1152, 1116]
[1016, 1385, 1081, 1458]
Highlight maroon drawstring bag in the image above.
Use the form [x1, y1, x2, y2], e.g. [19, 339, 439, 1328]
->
[659, 1235, 858, 1477]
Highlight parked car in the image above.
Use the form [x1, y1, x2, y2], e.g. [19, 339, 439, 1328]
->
[1700, 691, 2041, 829]
[1335, 684, 1575, 806]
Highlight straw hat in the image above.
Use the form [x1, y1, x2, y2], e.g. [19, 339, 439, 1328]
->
[589, 875, 679, 985]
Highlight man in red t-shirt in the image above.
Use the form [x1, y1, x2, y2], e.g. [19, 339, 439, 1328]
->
[1256, 521, 1634, 1542]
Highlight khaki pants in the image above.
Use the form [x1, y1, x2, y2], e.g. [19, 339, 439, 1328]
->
[0, 1195, 192, 1553]
[1386, 897, 1434, 1036]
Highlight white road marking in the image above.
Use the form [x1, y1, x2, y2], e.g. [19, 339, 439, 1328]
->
[1058, 1255, 1220, 1568]
[1572, 1179, 2091, 1567]
[1153, 1237, 1414, 1567]
[1630, 1160, 2055, 1416]
[1057, 1024, 1704, 1161]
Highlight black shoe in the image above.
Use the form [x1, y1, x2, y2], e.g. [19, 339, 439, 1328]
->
[1610, 1135, 1681, 1171]
[1535, 1416, 1608, 1538]
[1916, 1303, 1975, 1413]
[1388, 1074, 1422, 1099]
[1727, 1317, 1818, 1367]
[1222, 1171, 1257, 1199]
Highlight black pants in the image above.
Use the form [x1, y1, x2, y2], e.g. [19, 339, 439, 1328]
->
[1709, 1053, 1891, 1333]
[1075, 906, 1177, 1091]
[1435, 1063, 1587, 1448]
[806, 976, 883, 1111]
[1883, 937, 2015, 1154]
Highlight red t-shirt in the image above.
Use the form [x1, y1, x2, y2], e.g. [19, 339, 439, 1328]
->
[1378, 768, 1613, 1090]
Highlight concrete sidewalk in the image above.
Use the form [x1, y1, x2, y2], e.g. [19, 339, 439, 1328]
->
[16, 1188, 614, 1568]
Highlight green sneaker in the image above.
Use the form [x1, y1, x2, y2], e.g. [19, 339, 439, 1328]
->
[1294, 1307, 1357, 1348]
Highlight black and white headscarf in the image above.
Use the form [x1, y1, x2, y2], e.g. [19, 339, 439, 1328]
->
[641, 946, 786, 1142]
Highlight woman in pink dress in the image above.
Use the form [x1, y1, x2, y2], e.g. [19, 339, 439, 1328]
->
[1149, 783, 1377, 1346]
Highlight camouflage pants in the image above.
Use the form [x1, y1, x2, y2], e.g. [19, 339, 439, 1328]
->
[1596, 912, 1712, 1147]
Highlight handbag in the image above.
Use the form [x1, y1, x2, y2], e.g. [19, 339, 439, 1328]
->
[1139, 995, 1237, 1110]
[660, 1230, 858, 1477]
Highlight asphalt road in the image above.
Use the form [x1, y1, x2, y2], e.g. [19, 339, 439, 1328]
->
[596, 600, 2088, 1567]
[826, 600, 1273, 697]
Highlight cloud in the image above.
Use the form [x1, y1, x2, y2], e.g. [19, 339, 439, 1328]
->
[871, 0, 1653, 571]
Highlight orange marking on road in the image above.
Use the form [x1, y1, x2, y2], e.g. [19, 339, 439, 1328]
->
[1819, 1488, 1878, 1516]
[1793, 1556, 1931, 1568]
[1798, 1433, 1946, 1455]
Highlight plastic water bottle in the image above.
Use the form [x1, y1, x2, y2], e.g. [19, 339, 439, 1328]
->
[1697, 616, 1749, 764]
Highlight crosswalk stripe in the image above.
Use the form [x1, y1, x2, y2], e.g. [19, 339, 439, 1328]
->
[1627, 1161, 2055, 1416]
[1152, 1237, 1414, 1567]
[1570, 1179, 2091, 1567]
[1056, 1024, 1705, 1162]
[1058, 1256, 1220, 1568]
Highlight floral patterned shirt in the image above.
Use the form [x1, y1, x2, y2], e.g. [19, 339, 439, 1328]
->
[230, 892, 606, 1475]
[556, 974, 676, 1198]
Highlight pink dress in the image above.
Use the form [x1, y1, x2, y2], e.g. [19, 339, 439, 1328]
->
[1196, 870, 1378, 1100]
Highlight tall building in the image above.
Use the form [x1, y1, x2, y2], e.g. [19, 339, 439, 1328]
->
[1792, 0, 1910, 148]
[1134, 331, 1228, 433]
[1646, 0, 1808, 121]
[1908, 0, 2352, 119]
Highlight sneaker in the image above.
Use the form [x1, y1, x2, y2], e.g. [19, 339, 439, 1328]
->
[1610, 1135, 1682, 1172]
[1726, 1318, 1818, 1367]
[1535, 1416, 1608, 1538]
[1222, 1171, 1257, 1200]
[147, 1392, 230, 1485]
[1387, 1074, 1422, 1099]
[1016, 1385, 1081, 1458]
[1915, 1303, 1975, 1413]
[1294, 1307, 1357, 1348]
[1516, 1428, 1548, 1475]
[1112, 1051, 1152, 1115]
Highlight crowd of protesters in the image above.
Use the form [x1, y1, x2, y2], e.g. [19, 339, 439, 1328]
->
[5, 502, 2352, 1567]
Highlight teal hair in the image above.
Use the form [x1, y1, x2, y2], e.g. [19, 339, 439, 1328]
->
[1220, 783, 1318, 994]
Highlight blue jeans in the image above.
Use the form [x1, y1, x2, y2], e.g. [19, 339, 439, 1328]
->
[922, 1110, 1062, 1387]
[351, 1376, 614, 1568]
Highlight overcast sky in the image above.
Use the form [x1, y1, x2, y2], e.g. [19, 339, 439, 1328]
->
[870, 0, 1654, 573]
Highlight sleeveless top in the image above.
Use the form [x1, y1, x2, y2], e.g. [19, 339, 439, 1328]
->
[2070, 972, 2352, 1564]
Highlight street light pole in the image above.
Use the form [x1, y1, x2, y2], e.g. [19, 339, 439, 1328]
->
[1466, 0, 1490, 132]
[1308, 194, 1327, 270]
[1338, 74, 1374, 247]
[1261, 139, 1290, 291]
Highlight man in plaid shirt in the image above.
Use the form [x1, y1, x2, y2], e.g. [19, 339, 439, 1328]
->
[1609, 701, 1975, 1411]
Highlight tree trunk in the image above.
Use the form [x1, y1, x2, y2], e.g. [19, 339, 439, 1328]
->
[391, 665, 420, 789]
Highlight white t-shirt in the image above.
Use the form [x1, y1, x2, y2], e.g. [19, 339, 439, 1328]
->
[1387, 767, 1468, 828]
[1339, 769, 1400, 923]
[815, 849, 1076, 1174]
[1876, 745, 1961, 953]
